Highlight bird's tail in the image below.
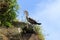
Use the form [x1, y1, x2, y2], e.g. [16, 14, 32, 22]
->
[37, 23, 41, 25]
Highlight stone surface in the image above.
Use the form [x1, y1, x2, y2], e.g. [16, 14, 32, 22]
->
[0, 28, 40, 40]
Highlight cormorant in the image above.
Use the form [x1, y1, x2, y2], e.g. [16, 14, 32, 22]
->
[24, 10, 41, 25]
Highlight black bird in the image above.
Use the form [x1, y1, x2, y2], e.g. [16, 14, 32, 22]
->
[24, 10, 41, 25]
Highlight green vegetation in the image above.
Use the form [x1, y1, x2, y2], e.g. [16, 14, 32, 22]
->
[33, 25, 45, 40]
[0, 0, 19, 27]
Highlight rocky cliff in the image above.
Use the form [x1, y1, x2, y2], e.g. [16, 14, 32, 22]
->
[0, 22, 44, 40]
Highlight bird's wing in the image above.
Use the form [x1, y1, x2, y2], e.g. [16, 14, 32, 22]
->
[28, 17, 37, 23]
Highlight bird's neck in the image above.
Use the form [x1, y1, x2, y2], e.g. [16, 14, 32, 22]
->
[26, 16, 29, 20]
[26, 16, 29, 18]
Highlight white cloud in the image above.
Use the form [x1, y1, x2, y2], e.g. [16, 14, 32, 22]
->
[33, 0, 60, 23]
[32, 0, 60, 40]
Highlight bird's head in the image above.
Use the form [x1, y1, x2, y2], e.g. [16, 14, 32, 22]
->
[24, 10, 29, 17]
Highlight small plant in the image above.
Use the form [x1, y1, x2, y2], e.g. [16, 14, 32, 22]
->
[33, 25, 45, 40]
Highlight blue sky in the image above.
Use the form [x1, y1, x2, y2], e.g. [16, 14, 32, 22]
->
[17, 0, 60, 40]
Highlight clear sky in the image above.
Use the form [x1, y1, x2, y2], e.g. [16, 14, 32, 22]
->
[17, 0, 60, 40]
